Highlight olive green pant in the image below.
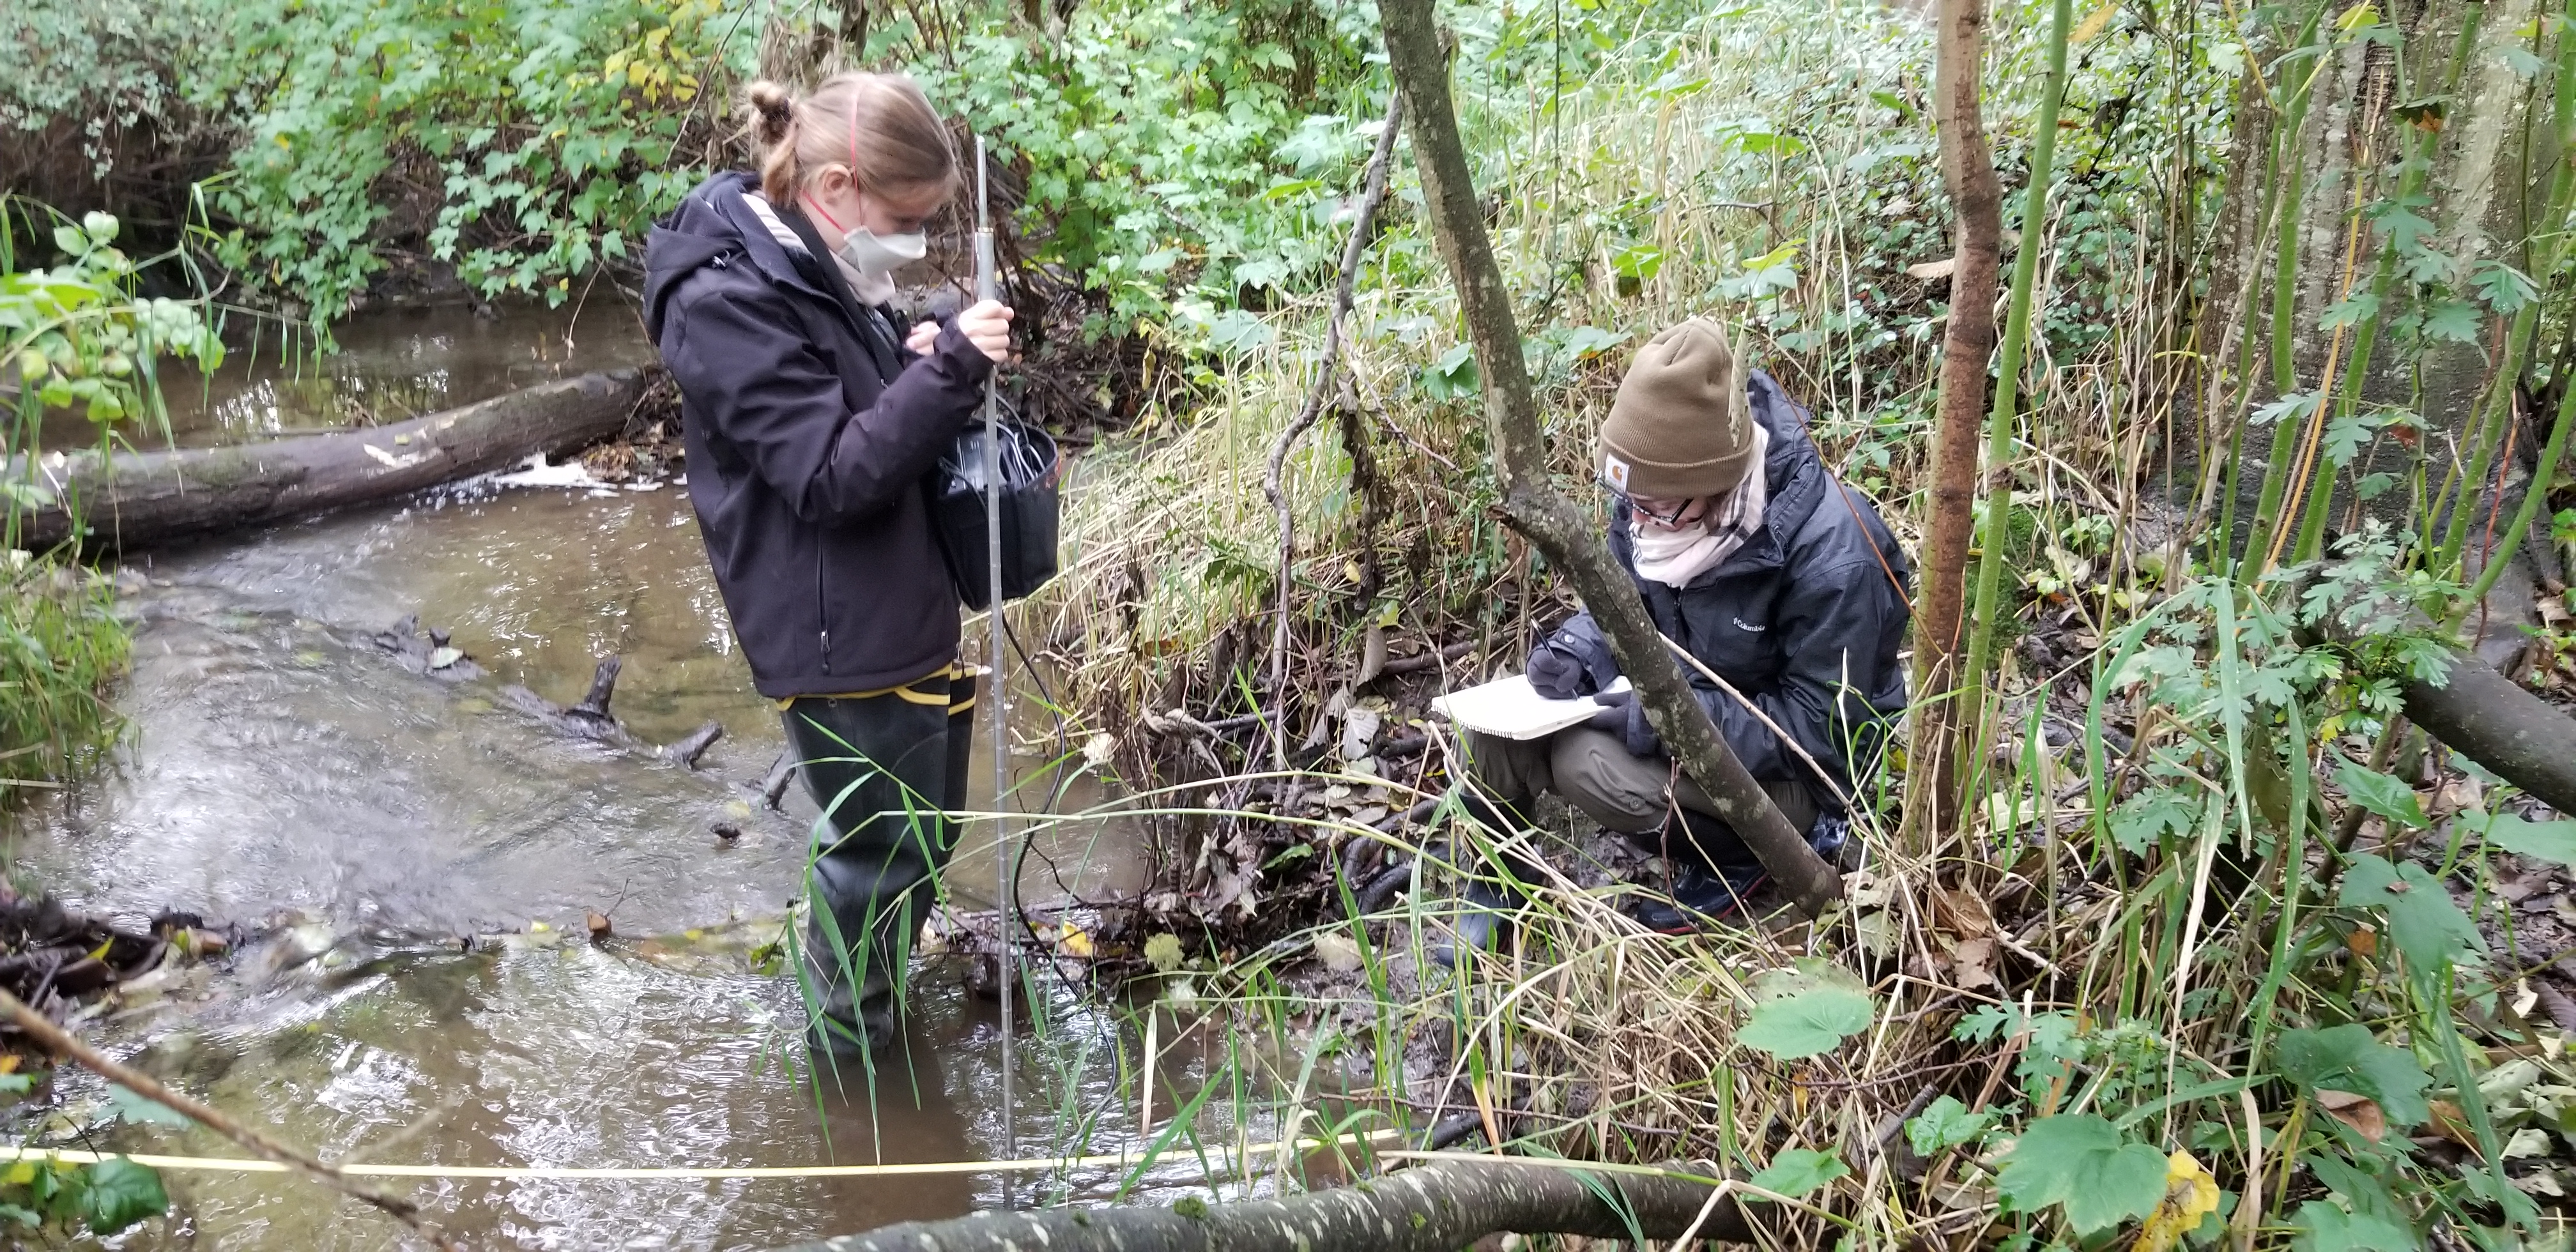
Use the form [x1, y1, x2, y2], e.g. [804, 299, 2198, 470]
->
[1462, 727, 1818, 860]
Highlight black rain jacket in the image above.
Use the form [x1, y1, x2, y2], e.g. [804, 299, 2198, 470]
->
[643, 172, 992, 698]
[1533, 370, 1912, 811]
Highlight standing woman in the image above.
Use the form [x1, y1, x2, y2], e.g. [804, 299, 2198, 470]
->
[643, 73, 1013, 1056]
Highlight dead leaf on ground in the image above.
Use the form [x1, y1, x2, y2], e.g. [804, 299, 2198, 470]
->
[1906, 257, 1957, 280]
[1933, 887, 1997, 939]
[1950, 936, 2000, 991]
[2316, 1090, 2386, 1141]
[2427, 1099, 2478, 1151]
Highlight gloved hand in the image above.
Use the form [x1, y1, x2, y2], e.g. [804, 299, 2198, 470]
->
[1526, 615, 1617, 699]
[1526, 641, 1588, 699]
[1585, 689, 1663, 758]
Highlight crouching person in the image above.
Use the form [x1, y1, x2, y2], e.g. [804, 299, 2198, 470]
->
[1457, 319, 1910, 938]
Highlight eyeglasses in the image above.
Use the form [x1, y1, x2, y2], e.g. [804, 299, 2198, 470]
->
[1609, 489, 1698, 527]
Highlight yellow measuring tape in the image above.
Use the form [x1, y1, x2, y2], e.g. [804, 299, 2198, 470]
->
[0, 1131, 1400, 1181]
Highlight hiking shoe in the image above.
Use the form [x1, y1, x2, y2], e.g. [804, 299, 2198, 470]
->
[1619, 860, 1769, 934]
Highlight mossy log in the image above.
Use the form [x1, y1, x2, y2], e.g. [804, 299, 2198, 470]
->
[20, 369, 647, 552]
[766, 1159, 1758, 1252]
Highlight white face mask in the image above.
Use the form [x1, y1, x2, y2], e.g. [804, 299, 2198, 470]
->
[801, 190, 929, 279]
[834, 227, 927, 279]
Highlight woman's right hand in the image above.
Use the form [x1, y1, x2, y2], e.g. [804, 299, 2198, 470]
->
[956, 300, 1015, 363]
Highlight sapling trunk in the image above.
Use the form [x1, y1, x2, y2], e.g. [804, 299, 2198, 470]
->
[2437, 4, 2576, 574]
[1375, 0, 1837, 912]
[1959, 0, 2073, 788]
[2245, 2, 2334, 564]
[1907, 0, 2005, 839]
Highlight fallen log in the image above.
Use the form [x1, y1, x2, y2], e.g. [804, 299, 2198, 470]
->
[23, 369, 647, 552]
[2402, 651, 2576, 816]
[765, 1159, 1758, 1252]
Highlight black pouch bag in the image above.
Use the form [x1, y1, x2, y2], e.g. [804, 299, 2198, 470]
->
[928, 402, 1060, 611]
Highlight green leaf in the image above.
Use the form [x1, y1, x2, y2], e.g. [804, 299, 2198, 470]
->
[2337, 854, 2486, 975]
[2421, 300, 2481, 344]
[78, 1158, 166, 1235]
[107, 1085, 193, 1127]
[1995, 1115, 2171, 1235]
[2276, 1023, 2432, 1126]
[1746, 1148, 1848, 1200]
[0, 1073, 31, 1095]
[2470, 809, 2576, 866]
[2334, 762, 2426, 828]
[52, 225, 88, 257]
[2110, 788, 2198, 855]
[1142, 933, 1184, 974]
[0, 1202, 35, 1227]
[1905, 1095, 1993, 1157]
[2472, 261, 2538, 312]
[1736, 986, 1875, 1060]
[2290, 1199, 2414, 1251]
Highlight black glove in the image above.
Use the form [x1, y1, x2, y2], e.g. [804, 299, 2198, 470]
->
[1526, 642, 1588, 700]
[1585, 689, 1664, 758]
[1526, 615, 1618, 699]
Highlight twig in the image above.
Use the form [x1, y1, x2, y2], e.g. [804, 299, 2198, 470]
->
[0, 987, 453, 1248]
[1264, 93, 1406, 771]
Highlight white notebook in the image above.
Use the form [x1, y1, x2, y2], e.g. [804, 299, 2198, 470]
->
[1431, 674, 1631, 740]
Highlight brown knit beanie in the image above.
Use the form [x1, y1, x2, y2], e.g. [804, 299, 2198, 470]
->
[1598, 319, 1754, 500]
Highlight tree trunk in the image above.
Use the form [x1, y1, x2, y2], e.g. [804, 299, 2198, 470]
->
[764, 1159, 1761, 1252]
[21, 369, 647, 553]
[1374, 0, 1837, 913]
[1907, 0, 2005, 839]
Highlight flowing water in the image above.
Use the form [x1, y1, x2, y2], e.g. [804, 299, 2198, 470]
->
[6, 307, 1196, 1251]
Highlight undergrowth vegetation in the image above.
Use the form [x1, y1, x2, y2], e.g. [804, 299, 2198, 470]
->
[0, 201, 218, 794]
[8, 0, 2576, 1246]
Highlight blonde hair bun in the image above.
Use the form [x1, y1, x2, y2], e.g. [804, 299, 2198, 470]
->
[742, 80, 797, 150]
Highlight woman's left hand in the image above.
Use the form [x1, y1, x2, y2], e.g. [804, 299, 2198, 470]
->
[905, 321, 939, 355]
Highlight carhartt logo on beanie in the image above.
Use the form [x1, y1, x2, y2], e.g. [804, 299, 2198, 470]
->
[1598, 319, 1754, 501]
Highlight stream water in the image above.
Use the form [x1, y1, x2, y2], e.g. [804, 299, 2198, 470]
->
[7, 307, 1187, 1251]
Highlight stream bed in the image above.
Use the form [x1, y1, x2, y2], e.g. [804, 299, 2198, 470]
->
[6, 307, 1186, 1251]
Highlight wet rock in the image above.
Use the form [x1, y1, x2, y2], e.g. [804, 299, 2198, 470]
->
[369, 615, 487, 681]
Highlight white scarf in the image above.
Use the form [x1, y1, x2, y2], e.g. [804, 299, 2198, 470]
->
[1629, 424, 1770, 587]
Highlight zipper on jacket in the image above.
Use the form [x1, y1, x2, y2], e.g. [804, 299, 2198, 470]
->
[816, 542, 832, 674]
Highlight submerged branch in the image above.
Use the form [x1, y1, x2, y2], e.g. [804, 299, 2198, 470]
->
[0, 986, 454, 1248]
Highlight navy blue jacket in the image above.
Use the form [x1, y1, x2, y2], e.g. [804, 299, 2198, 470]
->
[1533, 371, 1912, 809]
[643, 172, 992, 698]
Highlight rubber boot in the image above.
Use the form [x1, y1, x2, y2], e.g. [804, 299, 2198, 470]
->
[783, 681, 964, 1058]
[1428, 789, 1544, 968]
